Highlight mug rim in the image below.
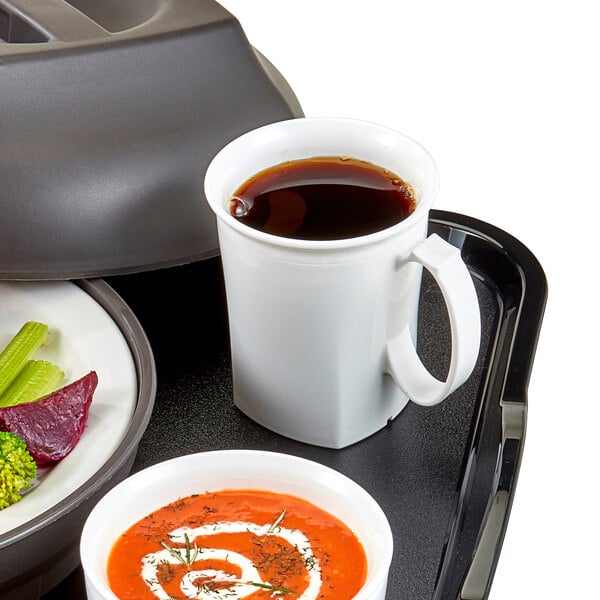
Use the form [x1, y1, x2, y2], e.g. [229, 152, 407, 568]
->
[204, 117, 439, 251]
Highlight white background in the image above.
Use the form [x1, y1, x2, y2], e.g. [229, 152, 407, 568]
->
[219, 1, 598, 598]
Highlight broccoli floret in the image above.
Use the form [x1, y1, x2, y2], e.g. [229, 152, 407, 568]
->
[0, 431, 37, 510]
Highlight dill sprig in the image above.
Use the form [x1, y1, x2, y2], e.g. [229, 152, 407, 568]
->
[267, 508, 287, 533]
[245, 581, 296, 595]
[159, 533, 199, 566]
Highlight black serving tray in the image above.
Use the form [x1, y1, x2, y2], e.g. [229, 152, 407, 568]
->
[41, 210, 546, 600]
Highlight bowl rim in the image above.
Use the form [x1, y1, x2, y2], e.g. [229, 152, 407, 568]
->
[80, 448, 394, 600]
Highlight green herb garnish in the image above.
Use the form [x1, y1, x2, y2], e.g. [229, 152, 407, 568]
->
[160, 533, 200, 566]
[244, 581, 296, 595]
[267, 508, 287, 533]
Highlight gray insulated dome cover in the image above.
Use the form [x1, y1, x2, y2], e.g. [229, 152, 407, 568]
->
[0, 0, 303, 280]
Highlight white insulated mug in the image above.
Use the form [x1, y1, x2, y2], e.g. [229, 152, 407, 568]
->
[204, 118, 481, 449]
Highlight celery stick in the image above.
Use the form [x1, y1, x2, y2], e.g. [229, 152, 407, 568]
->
[0, 360, 64, 407]
[0, 322, 49, 397]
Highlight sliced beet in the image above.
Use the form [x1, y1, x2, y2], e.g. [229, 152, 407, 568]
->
[0, 371, 98, 465]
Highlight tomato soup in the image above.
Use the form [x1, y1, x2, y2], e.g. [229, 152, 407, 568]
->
[107, 489, 368, 600]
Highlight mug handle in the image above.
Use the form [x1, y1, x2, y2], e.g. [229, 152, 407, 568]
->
[386, 233, 481, 406]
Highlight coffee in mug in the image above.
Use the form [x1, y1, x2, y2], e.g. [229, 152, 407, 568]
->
[229, 156, 416, 240]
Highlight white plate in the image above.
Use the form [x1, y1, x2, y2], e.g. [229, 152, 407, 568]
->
[0, 280, 137, 535]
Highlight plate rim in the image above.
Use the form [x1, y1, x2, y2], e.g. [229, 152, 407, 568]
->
[0, 277, 156, 548]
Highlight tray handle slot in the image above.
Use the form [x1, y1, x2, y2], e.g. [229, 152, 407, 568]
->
[0, 0, 109, 41]
[0, 5, 46, 42]
[460, 433, 523, 600]
[62, 0, 161, 34]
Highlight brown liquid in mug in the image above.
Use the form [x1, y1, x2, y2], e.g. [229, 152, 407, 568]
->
[229, 156, 416, 240]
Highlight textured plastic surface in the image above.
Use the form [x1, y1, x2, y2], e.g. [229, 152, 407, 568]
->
[0, 0, 302, 280]
[42, 211, 546, 600]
